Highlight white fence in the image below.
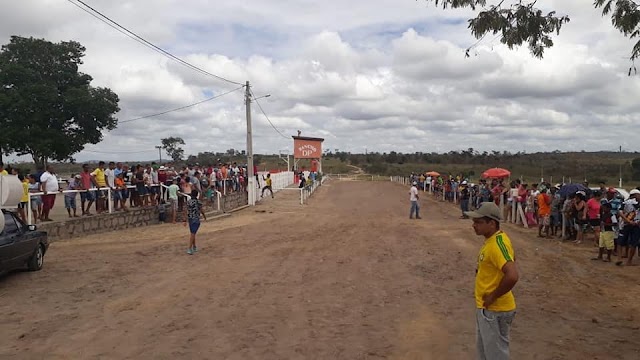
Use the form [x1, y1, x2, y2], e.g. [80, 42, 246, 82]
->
[256, 171, 295, 194]
[299, 175, 328, 204]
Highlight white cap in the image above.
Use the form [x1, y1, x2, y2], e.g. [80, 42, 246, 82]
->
[412, 181, 417, 185]
[630, 189, 640, 195]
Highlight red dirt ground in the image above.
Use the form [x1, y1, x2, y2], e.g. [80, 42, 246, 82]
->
[1, 180, 639, 359]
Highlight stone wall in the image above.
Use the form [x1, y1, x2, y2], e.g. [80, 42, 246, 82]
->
[39, 191, 249, 241]
[39, 206, 159, 241]
[222, 191, 248, 212]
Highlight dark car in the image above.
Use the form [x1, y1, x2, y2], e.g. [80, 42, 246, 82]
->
[0, 209, 49, 273]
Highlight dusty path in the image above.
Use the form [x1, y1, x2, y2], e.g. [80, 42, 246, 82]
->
[1, 181, 640, 359]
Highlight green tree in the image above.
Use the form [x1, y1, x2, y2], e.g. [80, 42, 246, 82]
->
[422, 1, 640, 65]
[161, 137, 186, 162]
[0, 36, 120, 166]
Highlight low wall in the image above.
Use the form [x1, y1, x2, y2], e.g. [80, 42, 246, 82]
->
[39, 207, 159, 241]
[40, 191, 249, 241]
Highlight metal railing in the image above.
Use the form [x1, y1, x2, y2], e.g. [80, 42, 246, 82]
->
[299, 175, 327, 204]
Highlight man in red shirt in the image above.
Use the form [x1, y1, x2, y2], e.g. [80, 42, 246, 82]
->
[79, 164, 97, 216]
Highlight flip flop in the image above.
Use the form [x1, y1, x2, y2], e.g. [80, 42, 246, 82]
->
[602, 259, 611, 262]
[591, 257, 602, 261]
[615, 261, 624, 266]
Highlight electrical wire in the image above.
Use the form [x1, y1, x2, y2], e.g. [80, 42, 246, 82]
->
[67, 0, 245, 86]
[119, 86, 244, 124]
[250, 90, 289, 139]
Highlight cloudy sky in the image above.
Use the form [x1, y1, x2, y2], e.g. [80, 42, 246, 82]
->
[2, 0, 639, 162]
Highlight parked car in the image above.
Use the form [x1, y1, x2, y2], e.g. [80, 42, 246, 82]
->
[0, 209, 49, 273]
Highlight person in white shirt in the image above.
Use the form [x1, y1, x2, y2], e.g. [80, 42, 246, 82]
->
[105, 161, 117, 210]
[40, 165, 59, 222]
[410, 181, 421, 219]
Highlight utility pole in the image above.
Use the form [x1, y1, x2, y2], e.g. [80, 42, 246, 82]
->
[155, 145, 163, 163]
[619, 145, 623, 188]
[245, 81, 255, 206]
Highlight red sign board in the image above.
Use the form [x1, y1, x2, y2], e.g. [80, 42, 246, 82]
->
[293, 136, 323, 159]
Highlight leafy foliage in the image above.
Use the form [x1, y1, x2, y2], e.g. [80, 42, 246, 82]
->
[422, 0, 640, 66]
[0, 36, 120, 166]
[161, 137, 186, 162]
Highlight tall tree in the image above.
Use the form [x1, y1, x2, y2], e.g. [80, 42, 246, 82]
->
[161, 137, 186, 162]
[0, 36, 120, 166]
[421, 1, 640, 66]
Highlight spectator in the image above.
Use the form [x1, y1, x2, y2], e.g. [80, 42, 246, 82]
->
[65, 174, 81, 218]
[40, 165, 59, 222]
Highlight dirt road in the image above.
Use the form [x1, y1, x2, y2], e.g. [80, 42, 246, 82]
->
[1, 181, 640, 359]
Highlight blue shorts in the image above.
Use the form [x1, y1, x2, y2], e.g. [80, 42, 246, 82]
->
[112, 190, 123, 200]
[80, 191, 95, 202]
[188, 220, 200, 234]
[64, 196, 76, 209]
[629, 226, 640, 248]
[136, 183, 148, 195]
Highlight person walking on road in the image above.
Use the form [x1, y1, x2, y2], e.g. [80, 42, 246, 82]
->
[464, 202, 519, 360]
[184, 189, 206, 255]
[409, 181, 421, 219]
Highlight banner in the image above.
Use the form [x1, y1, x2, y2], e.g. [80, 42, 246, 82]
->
[293, 137, 323, 159]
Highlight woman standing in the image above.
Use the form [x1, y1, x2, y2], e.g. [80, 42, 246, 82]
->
[573, 191, 588, 244]
[586, 190, 602, 247]
[184, 189, 206, 255]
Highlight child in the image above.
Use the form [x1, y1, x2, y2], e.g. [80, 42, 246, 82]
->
[115, 172, 128, 212]
[65, 174, 80, 218]
[18, 174, 29, 223]
[28, 174, 42, 223]
[593, 202, 615, 262]
[168, 178, 179, 223]
[261, 173, 274, 199]
[184, 189, 206, 255]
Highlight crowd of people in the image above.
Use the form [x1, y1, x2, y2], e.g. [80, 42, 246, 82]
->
[0, 160, 253, 224]
[410, 171, 640, 266]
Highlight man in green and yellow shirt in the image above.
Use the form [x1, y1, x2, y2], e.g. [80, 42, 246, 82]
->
[465, 202, 519, 360]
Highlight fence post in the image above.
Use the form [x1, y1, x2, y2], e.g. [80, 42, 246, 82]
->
[27, 193, 33, 225]
[217, 191, 222, 212]
[108, 188, 113, 213]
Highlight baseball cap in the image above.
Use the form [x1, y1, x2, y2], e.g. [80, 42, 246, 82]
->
[461, 180, 468, 185]
[630, 189, 640, 196]
[464, 202, 502, 222]
[74, 175, 81, 179]
[412, 181, 417, 185]
[607, 187, 617, 194]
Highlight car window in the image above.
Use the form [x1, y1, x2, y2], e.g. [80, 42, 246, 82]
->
[2, 213, 20, 235]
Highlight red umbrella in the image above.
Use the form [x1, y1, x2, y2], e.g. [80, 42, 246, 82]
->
[482, 167, 511, 179]
[425, 171, 440, 177]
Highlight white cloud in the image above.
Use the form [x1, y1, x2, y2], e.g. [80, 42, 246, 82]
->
[2, 0, 640, 164]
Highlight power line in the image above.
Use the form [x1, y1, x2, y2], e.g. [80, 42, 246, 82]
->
[250, 90, 289, 139]
[67, 0, 244, 86]
[119, 86, 244, 124]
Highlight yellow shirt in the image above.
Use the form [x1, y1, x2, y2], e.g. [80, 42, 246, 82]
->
[21, 181, 29, 202]
[475, 231, 516, 311]
[91, 168, 106, 187]
[266, 177, 272, 187]
[0, 169, 7, 175]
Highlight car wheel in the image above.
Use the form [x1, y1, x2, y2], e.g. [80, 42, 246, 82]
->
[27, 244, 44, 271]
